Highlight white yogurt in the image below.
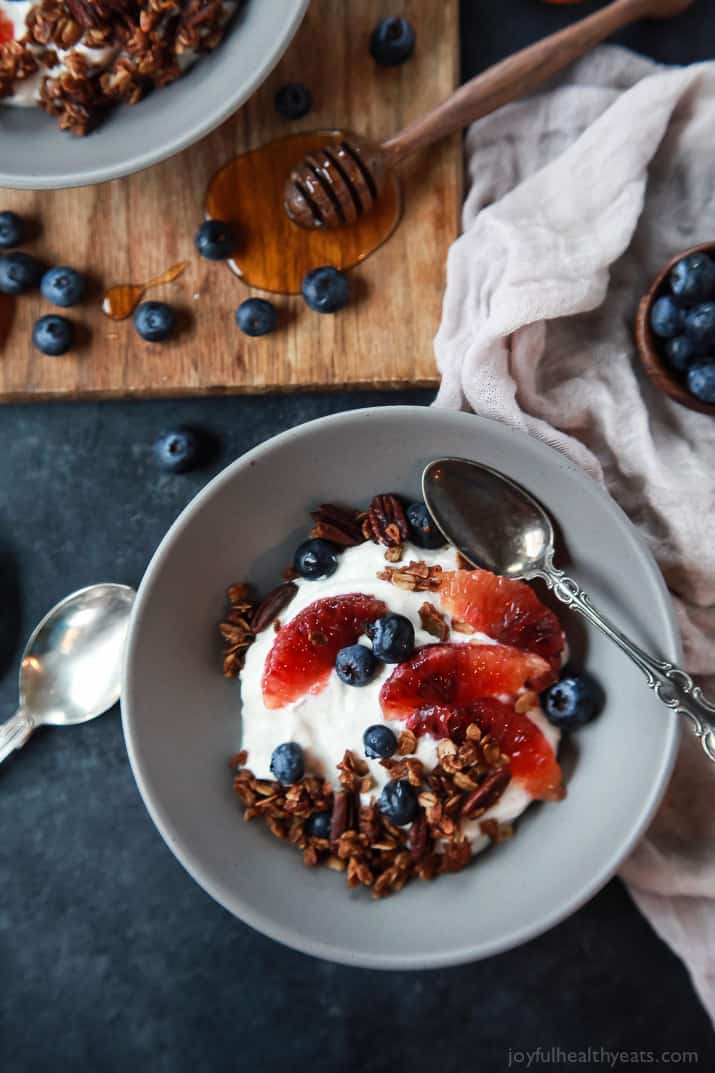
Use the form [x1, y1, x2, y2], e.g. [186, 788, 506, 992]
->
[239, 541, 561, 850]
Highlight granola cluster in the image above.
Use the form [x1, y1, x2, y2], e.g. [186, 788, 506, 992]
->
[0, 0, 240, 134]
[231, 732, 513, 899]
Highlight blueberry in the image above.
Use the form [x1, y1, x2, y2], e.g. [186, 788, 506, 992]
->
[369, 16, 416, 66]
[195, 219, 237, 261]
[274, 82, 312, 120]
[133, 301, 175, 342]
[684, 302, 715, 347]
[154, 427, 201, 473]
[0, 251, 43, 295]
[301, 266, 350, 314]
[305, 810, 331, 838]
[32, 314, 73, 356]
[335, 644, 377, 686]
[369, 614, 414, 663]
[377, 780, 419, 825]
[663, 334, 699, 374]
[0, 211, 24, 249]
[650, 295, 684, 339]
[40, 265, 86, 307]
[236, 297, 277, 337]
[406, 501, 445, 548]
[670, 252, 715, 305]
[363, 724, 398, 759]
[542, 674, 603, 728]
[687, 362, 715, 404]
[293, 538, 339, 580]
[270, 741, 305, 784]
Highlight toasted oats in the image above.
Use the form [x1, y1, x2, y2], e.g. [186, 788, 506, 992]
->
[515, 690, 538, 714]
[397, 729, 417, 756]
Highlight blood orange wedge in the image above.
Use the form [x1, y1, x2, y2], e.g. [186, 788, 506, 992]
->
[262, 593, 386, 709]
[380, 642, 551, 718]
[407, 699, 564, 801]
[439, 568, 564, 682]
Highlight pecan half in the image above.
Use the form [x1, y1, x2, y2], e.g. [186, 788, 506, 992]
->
[329, 791, 358, 844]
[460, 767, 512, 816]
[367, 494, 409, 547]
[309, 503, 366, 546]
[252, 582, 297, 633]
[408, 812, 431, 861]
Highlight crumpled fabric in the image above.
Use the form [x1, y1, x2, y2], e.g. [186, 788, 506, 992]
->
[433, 45, 715, 1025]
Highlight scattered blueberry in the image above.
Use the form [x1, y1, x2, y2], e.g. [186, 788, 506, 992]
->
[687, 362, 715, 404]
[293, 538, 339, 580]
[32, 314, 73, 356]
[406, 501, 445, 549]
[369, 15, 416, 66]
[663, 334, 699, 374]
[274, 82, 312, 120]
[270, 741, 305, 784]
[0, 211, 24, 249]
[305, 810, 331, 838]
[133, 300, 175, 342]
[369, 613, 414, 663]
[650, 295, 684, 339]
[194, 219, 237, 261]
[0, 251, 43, 295]
[542, 674, 603, 729]
[301, 266, 350, 314]
[40, 265, 86, 307]
[335, 644, 378, 686]
[670, 252, 715, 305]
[377, 780, 419, 825]
[154, 427, 202, 473]
[363, 724, 398, 760]
[236, 297, 278, 337]
[684, 302, 715, 348]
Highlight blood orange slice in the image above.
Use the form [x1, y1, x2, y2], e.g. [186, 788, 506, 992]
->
[408, 699, 564, 801]
[440, 568, 564, 682]
[262, 593, 386, 709]
[380, 642, 551, 718]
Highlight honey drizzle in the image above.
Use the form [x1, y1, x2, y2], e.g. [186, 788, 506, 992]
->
[205, 131, 402, 295]
[101, 260, 188, 320]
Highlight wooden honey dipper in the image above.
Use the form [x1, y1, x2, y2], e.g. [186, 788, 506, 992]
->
[284, 0, 693, 230]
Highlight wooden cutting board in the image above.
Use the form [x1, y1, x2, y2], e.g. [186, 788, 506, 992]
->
[0, 0, 459, 401]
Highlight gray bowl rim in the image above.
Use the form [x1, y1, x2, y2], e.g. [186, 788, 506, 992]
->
[0, 0, 308, 189]
[121, 406, 681, 970]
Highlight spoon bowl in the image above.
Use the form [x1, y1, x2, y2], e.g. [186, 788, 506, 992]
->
[1, 583, 135, 763]
[422, 458, 553, 578]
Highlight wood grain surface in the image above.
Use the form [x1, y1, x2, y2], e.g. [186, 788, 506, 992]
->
[0, 0, 459, 402]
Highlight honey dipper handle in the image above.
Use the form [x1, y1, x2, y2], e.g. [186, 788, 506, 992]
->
[381, 0, 693, 165]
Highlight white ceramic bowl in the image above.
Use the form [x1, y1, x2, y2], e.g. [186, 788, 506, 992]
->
[122, 407, 680, 969]
[0, 0, 308, 189]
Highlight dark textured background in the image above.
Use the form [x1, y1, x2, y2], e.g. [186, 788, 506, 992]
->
[3, 3, 714, 1071]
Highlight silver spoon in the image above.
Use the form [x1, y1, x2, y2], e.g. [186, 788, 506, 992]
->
[422, 458, 715, 763]
[0, 583, 136, 765]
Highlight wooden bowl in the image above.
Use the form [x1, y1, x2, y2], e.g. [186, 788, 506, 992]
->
[635, 241, 715, 417]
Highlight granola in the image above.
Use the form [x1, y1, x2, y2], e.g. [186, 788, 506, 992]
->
[0, 0, 241, 134]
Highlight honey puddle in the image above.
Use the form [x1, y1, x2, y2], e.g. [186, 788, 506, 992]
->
[101, 261, 187, 320]
[205, 130, 402, 295]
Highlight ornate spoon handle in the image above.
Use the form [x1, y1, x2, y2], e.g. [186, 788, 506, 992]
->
[531, 556, 715, 763]
[0, 708, 35, 765]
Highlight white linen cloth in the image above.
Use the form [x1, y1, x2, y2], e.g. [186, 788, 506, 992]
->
[433, 45, 715, 1025]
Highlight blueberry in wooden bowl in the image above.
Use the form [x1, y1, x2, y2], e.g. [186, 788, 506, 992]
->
[635, 242, 715, 417]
